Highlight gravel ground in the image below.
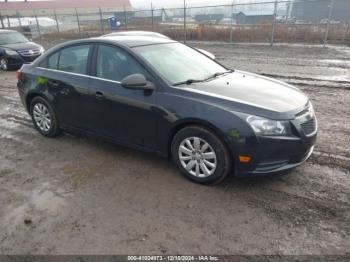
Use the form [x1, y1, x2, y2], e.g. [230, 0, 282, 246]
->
[0, 43, 349, 255]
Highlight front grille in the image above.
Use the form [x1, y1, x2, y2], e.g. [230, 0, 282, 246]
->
[300, 118, 316, 136]
[17, 48, 41, 57]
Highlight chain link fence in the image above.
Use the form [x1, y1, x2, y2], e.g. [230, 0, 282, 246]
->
[0, 0, 349, 47]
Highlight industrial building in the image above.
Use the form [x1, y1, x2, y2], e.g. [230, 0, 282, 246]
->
[236, 11, 274, 25]
[291, 0, 350, 22]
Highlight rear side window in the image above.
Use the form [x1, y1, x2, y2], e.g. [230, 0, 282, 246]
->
[58, 45, 90, 74]
[44, 45, 90, 75]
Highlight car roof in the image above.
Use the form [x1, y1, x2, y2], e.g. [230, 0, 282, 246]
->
[94, 35, 176, 47]
[102, 31, 170, 39]
[0, 29, 18, 34]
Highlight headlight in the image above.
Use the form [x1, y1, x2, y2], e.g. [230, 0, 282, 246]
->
[246, 115, 291, 136]
[5, 49, 18, 56]
[308, 102, 315, 118]
[39, 46, 45, 53]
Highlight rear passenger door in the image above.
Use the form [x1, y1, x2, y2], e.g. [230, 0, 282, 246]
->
[38, 44, 92, 129]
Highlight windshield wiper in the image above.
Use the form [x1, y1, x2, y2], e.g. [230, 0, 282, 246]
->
[173, 79, 205, 86]
[204, 69, 234, 81]
[172, 69, 234, 86]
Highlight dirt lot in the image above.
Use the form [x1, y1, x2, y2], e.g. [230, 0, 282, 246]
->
[0, 43, 349, 255]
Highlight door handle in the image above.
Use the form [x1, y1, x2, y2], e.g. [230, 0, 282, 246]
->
[48, 80, 60, 87]
[95, 91, 104, 100]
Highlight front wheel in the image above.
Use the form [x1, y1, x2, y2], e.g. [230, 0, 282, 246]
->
[171, 126, 231, 185]
[0, 58, 8, 71]
[30, 97, 61, 137]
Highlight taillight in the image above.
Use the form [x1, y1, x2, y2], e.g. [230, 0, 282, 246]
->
[16, 69, 22, 80]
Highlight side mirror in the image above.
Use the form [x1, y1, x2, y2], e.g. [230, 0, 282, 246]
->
[196, 48, 216, 60]
[121, 74, 155, 90]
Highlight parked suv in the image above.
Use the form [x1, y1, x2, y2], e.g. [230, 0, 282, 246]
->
[0, 29, 44, 71]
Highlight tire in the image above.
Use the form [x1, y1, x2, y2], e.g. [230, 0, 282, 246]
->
[30, 96, 61, 137]
[171, 125, 231, 185]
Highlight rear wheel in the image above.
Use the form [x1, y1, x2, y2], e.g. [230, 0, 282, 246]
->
[171, 125, 231, 185]
[30, 97, 61, 137]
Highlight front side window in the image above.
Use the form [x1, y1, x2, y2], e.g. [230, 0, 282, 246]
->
[96, 45, 146, 82]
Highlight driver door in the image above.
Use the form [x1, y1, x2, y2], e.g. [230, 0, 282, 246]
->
[88, 44, 158, 149]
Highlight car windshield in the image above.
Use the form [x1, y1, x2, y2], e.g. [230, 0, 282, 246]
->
[0, 32, 29, 45]
[133, 43, 227, 85]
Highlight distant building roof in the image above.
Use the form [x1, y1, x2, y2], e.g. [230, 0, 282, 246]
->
[237, 11, 274, 16]
[0, 0, 131, 11]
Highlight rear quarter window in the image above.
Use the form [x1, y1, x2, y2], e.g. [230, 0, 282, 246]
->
[47, 52, 59, 69]
[41, 44, 90, 75]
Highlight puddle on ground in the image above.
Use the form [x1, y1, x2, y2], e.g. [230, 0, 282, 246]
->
[2, 183, 70, 231]
[31, 190, 66, 216]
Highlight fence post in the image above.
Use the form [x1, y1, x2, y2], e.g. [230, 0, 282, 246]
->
[151, 3, 154, 31]
[184, 0, 186, 43]
[54, 9, 60, 33]
[75, 8, 81, 38]
[34, 11, 42, 43]
[343, 22, 350, 44]
[124, 6, 128, 30]
[270, 0, 278, 46]
[230, 1, 234, 43]
[99, 7, 104, 34]
[16, 11, 23, 30]
[324, 0, 335, 46]
[0, 12, 4, 29]
[7, 16, 11, 28]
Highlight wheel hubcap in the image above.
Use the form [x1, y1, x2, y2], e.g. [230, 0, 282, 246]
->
[178, 137, 217, 177]
[33, 103, 51, 132]
[0, 59, 7, 71]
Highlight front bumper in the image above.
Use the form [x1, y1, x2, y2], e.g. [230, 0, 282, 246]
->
[235, 114, 317, 177]
[6, 53, 40, 69]
[243, 145, 314, 176]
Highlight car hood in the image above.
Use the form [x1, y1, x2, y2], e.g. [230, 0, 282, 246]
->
[0, 42, 40, 51]
[179, 70, 308, 118]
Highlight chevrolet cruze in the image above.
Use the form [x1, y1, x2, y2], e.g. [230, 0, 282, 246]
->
[17, 34, 317, 184]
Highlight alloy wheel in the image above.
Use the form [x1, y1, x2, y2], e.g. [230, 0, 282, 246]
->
[33, 103, 52, 132]
[0, 58, 8, 71]
[178, 137, 217, 177]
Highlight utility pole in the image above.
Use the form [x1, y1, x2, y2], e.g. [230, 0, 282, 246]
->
[324, 0, 335, 46]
